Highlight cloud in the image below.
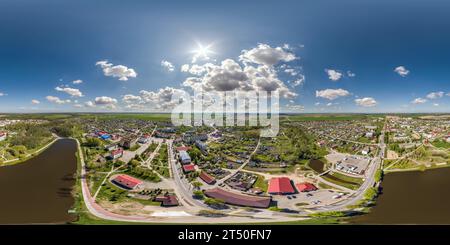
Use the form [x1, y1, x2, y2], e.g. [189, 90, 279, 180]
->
[73, 79, 83, 84]
[239, 43, 297, 66]
[355, 97, 377, 107]
[315, 88, 350, 100]
[96, 60, 137, 81]
[85, 101, 95, 107]
[94, 96, 118, 105]
[284, 68, 298, 76]
[347, 71, 356, 77]
[411, 97, 427, 104]
[181, 64, 190, 72]
[0, 92, 5, 96]
[161, 60, 175, 72]
[73, 104, 83, 108]
[55, 86, 83, 97]
[325, 69, 343, 81]
[122, 94, 142, 104]
[31, 99, 40, 105]
[394, 66, 410, 77]
[426, 91, 444, 99]
[284, 103, 304, 111]
[182, 58, 297, 99]
[139, 87, 188, 109]
[433, 103, 439, 107]
[289, 74, 305, 87]
[46, 96, 70, 104]
[181, 63, 214, 76]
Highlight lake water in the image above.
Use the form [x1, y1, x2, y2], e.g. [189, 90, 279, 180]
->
[351, 167, 450, 224]
[0, 139, 77, 224]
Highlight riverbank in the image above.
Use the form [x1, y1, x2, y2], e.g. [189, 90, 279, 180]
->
[0, 136, 59, 167]
[384, 163, 450, 174]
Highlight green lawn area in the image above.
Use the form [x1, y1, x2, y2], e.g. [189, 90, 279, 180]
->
[322, 173, 361, 190]
[329, 171, 364, 185]
[432, 139, 450, 149]
[253, 175, 268, 192]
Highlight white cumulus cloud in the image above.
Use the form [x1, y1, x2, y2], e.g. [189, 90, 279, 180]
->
[426, 91, 444, 99]
[161, 60, 175, 72]
[31, 99, 40, 105]
[55, 86, 83, 97]
[411, 97, 427, 104]
[315, 88, 350, 100]
[239, 43, 297, 66]
[46, 96, 70, 104]
[325, 69, 343, 81]
[96, 60, 137, 81]
[72, 79, 83, 84]
[394, 66, 410, 77]
[355, 97, 377, 107]
[94, 96, 118, 105]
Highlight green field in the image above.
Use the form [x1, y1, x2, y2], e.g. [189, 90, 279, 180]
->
[285, 114, 374, 121]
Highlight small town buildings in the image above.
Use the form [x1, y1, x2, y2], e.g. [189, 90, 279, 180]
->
[179, 150, 191, 164]
[138, 134, 151, 144]
[176, 146, 191, 152]
[120, 137, 137, 149]
[267, 177, 295, 195]
[154, 194, 179, 207]
[111, 174, 142, 190]
[296, 182, 318, 192]
[182, 163, 196, 173]
[195, 140, 208, 155]
[199, 171, 216, 185]
[0, 131, 7, 141]
[105, 144, 118, 151]
[110, 148, 123, 159]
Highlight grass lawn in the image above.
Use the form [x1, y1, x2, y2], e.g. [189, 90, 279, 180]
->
[253, 175, 268, 192]
[432, 139, 450, 149]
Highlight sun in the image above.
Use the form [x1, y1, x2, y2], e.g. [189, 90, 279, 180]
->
[191, 42, 214, 63]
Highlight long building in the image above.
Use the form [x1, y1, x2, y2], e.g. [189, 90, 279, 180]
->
[204, 188, 271, 208]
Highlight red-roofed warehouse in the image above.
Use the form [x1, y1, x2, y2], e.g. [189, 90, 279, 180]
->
[267, 177, 295, 195]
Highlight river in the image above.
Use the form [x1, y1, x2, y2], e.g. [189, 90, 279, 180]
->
[0, 139, 77, 224]
[351, 167, 450, 224]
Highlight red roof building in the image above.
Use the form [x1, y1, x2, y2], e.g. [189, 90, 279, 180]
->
[110, 148, 123, 159]
[199, 171, 216, 185]
[155, 195, 179, 207]
[296, 182, 318, 192]
[176, 146, 191, 152]
[267, 177, 295, 195]
[111, 174, 142, 190]
[204, 188, 271, 208]
[182, 163, 196, 173]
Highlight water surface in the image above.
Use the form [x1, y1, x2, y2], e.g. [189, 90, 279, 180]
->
[0, 139, 77, 224]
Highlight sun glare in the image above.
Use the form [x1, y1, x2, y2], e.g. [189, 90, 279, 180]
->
[192, 42, 214, 63]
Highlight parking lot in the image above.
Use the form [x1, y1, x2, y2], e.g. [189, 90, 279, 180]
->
[273, 189, 349, 210]
[327, 153, 371, 176]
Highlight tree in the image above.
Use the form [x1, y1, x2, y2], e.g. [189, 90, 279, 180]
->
[85, 137, 102, 147]
[192, 181, 203, 189]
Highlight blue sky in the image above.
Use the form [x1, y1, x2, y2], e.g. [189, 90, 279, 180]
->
[0, 0, 449, 113]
